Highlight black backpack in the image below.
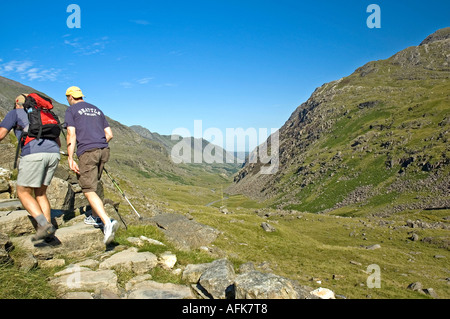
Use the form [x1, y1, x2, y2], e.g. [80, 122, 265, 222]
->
[14, 93, 62, 168]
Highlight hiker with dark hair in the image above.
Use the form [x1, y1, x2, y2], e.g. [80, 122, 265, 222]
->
[64, 86, 118, 245]
[0, 94, 61, 241]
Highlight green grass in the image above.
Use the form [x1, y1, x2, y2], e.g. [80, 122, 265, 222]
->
[190, 207, 450, 299]
[0, 245, 59, 299]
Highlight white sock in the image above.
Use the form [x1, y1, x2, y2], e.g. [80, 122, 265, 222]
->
[104, 218, 112, 227]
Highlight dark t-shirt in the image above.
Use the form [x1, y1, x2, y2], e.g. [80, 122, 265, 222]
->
[0, 108, 59, 156]
[64, 101, 110, 157]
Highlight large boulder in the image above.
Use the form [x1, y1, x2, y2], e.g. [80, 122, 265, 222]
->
[182, 262, 212, 284]
[12, 222, 104, 260]
[50, 268, 119, 295]
[234, 271, 300, 299]
[198, 259, 236, 299]
[47, 177, 74, 211]
[0, 210, 34, 236]
[150, 213, 220, 250]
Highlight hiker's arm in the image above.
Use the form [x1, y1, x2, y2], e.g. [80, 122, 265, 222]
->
[55, 137, 61, 148]
[66, 126, 79, 174]
[105, 127, 113, 143]
[0, 127, 9, 142]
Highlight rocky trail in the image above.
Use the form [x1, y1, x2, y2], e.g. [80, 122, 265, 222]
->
[0, 202, 330, 299]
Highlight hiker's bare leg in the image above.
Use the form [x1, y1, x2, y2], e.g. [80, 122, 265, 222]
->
[84, 191, 110, 225]
[34, 185, 51, 223]
[17, 185, 47, 221]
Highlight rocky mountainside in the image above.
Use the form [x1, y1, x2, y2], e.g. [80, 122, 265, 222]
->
[228, 28, 450, 216]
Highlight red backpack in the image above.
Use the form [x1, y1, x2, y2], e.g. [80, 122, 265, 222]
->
[14, 93, 62, 168]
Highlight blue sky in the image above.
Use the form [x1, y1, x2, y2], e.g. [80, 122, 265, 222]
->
[0, 0, 449, 151]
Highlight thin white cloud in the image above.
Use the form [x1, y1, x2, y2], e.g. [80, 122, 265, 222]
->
[0, 60, 61, 82]
[136, 77, 154, 84]
[131, 20, 150, 25]
[64, 36, 109, 56]
[169, 50, 184, 56]
[156, 83, 177, 88]
[120, 77, 155, 88]
[120, 82, 133, 89]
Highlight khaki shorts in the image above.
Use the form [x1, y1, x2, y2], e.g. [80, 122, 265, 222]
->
[78, 148, 110, 193]
[17, 153, 60, 188]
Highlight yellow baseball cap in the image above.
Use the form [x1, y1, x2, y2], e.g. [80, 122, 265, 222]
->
[66, 86, 85, 98]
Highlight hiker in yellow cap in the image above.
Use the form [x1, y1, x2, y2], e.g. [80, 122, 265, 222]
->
[65, 86, 85, 99]
[65, 86, 118, 245]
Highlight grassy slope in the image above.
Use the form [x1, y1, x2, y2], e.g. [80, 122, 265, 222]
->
[266, 44, 450, 216]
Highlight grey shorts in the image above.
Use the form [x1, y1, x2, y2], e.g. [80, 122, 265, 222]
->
[17, 153, 60, 188]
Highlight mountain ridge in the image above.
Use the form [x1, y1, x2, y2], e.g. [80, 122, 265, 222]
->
[227, 27, 450, 216]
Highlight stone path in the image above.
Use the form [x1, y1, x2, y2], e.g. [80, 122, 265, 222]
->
[1, 208, 332, 299]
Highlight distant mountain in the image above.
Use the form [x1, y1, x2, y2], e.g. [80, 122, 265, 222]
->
[129, 125, 177, 151]
[130, 124, 240, 172]
[228, 27, 450, 216]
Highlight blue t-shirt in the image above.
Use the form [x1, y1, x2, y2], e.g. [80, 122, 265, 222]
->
[64, 101, 110, 157]
[0, 109, 59, 156]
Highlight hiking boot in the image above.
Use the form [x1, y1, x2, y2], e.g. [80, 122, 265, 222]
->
[103, 220, 119, 245]
[31, 223, 56, 242]
[84, 215, 103, 227]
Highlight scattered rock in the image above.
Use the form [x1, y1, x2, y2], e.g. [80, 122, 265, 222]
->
[140, 235, 165, 246]
[158, 251, 177, 270]
[127, 280, 194, 299]
[366, 244, 381, 250]
[261, 222, 276, 232]
[99, 247, 158, 275]
[50, 269, 119, 295]
[234, 271, 300, 299]
[407, 282, 439, 298]
[127, 236, 166, 247]
[310, 287, 336, 299]
[423, 288, 439, 299]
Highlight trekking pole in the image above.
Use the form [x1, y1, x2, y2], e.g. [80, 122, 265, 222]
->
[103, 168, 143, 220]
